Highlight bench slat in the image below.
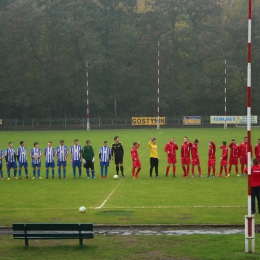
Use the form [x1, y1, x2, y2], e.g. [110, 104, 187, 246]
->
[13, 223, 93, 231]
[13, 233, 94, 239]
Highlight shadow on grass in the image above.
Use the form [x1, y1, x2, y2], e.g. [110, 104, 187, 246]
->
[96, 211, 134, 216]
[13, 242, 98, 251]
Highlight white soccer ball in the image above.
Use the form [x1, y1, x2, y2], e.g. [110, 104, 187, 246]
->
[79, 206, 86, 213]
[113, 174, 119, 180]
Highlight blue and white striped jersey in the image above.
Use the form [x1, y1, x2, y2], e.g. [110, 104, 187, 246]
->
[0, 149, 4, 161]
[17, 147, 27, 163]
[44, 147, 55, 163]
[70, 145, 82, 161]
[5, 148, 16, 162]
[56, 145, 68, 162]
[30, 148, 41, 164]
[99, 146, 111, 162]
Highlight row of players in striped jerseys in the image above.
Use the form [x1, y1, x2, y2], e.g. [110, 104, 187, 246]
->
[158, 136, 257, 178]
[0, 139, 117, 180]
[0, 135, 257, 180]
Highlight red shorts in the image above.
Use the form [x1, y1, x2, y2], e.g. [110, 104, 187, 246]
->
[133, 160, 141, 168]
[240, 157, 247, 165]
[229, 158, 238, 165]
[167, 155, 177, 164]
[192, 158, 200, 166]
[181, 157, 190, 165]
[221, 159, 227, 166]
[208, 158, 216, 167]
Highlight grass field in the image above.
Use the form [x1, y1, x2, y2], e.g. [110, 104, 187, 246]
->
[1, 234, 260, 260]
[0, 128, 259, 226]
[1, 128, 260, 259]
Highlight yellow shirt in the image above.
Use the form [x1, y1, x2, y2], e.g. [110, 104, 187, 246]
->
[148, 141, 159, 158]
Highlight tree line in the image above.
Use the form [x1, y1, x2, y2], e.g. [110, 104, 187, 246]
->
[0, 0, 259, 119]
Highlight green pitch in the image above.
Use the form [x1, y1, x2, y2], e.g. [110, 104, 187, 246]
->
[0, 128, 259, 226]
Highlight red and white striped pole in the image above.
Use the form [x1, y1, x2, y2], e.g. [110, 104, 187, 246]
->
[245, 0, 254, 253]
[157, 41, 160, 130]
[86, 62, 90, 131]
[224, 59, 227, 129]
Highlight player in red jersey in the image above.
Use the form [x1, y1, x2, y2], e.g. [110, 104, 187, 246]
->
[239, 136, 252, 176]
[164, 137, 178, 177]
[207, 140, 216, 177]
[218, 141, 228, 177]
[181, 137, 192, 177]
[227, 139, 240, 177]
[191, 139, 202, 177]
[254, 139, 260, 163]
[244, 158, 260, 214]
[131, 142, 141, 179]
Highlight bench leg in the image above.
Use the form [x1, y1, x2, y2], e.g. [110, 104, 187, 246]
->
[79, 239, 83, 249]
[25, 239, 29, 249]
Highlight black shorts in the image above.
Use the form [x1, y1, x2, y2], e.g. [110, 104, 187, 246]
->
[84, 160, 94, 170]
[150, 157, 159, 168]
[115, 156, 123, 165]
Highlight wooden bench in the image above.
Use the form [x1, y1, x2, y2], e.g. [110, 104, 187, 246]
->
[13, 223, 94, 248]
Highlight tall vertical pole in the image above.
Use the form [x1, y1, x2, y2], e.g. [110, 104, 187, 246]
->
[157, 41, 160, 130]
[86, 62, 90, 131]
[245, 0, 254, 253]
[224, 59, 227, 129]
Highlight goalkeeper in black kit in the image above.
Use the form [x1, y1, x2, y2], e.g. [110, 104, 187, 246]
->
[111, 136, 124, 177]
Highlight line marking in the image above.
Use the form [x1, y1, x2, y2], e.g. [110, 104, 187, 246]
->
[95, 181, 121, 209]
[101, 206, 247, 209]
[0, 205, 246, 211]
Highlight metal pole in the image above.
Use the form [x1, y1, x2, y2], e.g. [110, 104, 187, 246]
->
[245, 0, 255, 253]
[224, 59, 227, 129]
[86, 62, 90, 131]
[157, 40, 160, 130]
[115, 98, 117, 118]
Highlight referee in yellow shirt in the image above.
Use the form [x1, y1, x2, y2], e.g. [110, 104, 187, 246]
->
[148, 137, 159, 178]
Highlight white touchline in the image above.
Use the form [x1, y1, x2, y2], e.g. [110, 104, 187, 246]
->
[95, 182, 121, 209]
[0, 205, 246, 211]
[101, 205, 247, 209]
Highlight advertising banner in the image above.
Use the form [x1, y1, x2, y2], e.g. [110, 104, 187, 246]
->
[132, 117, 166, 126]
[210, 116, 257, 124]
[237, 116, 257, 124]
[183, 116, 201, 126]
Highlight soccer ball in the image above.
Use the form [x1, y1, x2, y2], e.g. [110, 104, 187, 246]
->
[113, 174, 119, 180]
[79, 206, 86, 213]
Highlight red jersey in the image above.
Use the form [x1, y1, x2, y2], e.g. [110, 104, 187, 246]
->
[208, 142, 216, 159]
[191, 143, 199, 159]
[229, 142, 239, 158]
[164, 142, 178, 156]
[244, 165, 260, 187]
[255, 144, 260, 158]
[239, 142, 252, 157]
[131, 143, 140, 161]
[181, 142, 192, 158]
[219, 145, 228, 160]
